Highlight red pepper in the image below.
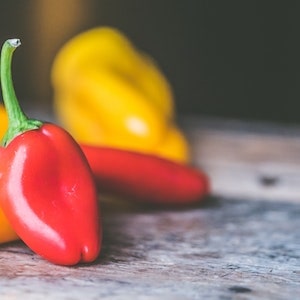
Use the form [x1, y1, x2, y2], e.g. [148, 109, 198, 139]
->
[0, 39, 101, 265]
[81, 145, 210, 205]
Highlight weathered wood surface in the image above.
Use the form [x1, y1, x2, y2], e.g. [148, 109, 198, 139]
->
[0, 116, 299, 299]
[0, 198, 299, 299]
[185, 116, 300, 202]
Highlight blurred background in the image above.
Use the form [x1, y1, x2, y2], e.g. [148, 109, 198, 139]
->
[0, 0, 299, 123]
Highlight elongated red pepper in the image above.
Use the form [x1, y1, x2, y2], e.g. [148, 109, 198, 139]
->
[81, 145, 210, 205]
[0, 39, 101, 265]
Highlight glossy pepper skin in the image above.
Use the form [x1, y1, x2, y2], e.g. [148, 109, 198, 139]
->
[0, 39, 101, 265]
[81, 145, 210, 205]
[51, 27, 190, 163]
[0, 104, 8, 138]
[0, 208, 18, 244]
[0, 105, 17, 244]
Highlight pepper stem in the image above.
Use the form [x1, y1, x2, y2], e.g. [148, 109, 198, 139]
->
[1, 39, 42, 146]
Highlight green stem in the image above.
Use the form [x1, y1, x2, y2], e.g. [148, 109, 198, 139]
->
[1, 38, 42, 146]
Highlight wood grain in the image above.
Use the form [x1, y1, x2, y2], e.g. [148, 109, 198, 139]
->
[0, 116, 299, 299]
[185, 116, 300, 202]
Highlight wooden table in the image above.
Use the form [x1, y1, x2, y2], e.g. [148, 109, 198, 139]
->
[0, 116, 299, 299]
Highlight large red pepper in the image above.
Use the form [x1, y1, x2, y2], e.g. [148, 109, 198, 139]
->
[0, 39, 101, 265]
[81, 145, 210, 205]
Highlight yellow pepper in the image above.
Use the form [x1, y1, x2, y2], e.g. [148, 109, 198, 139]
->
[51, 27, 190, 163]
[0, 104, 19, 243]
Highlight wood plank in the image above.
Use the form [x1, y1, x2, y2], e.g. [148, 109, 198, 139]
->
[0, 116, 299, 299]
[184, 116, 300, 202]
[0, 198, 299, 299]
